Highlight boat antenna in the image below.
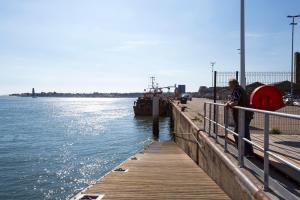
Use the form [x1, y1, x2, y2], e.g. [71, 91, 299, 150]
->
[150, 76, 156, 89]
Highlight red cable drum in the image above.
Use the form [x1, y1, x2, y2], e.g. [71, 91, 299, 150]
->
[250, 85, 284, 111]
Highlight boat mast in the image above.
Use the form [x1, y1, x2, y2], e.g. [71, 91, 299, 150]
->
[150, 76, 156, 89]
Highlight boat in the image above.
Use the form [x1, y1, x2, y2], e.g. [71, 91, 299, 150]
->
[133, 77, 174, 116]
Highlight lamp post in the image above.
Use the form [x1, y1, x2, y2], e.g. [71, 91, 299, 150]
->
[240, 0, 246, 89]
[287, 15, 300, 98]
[210, 62, 215, 87]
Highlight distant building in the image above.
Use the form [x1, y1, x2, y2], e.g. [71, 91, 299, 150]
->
[177, 85, 185, 94]
[174, 85, 186, 98]
[198, 86, 207, 96]
[32, 88, 35, 97]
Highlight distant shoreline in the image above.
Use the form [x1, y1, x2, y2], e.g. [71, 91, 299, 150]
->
[9, 92, 145, 98]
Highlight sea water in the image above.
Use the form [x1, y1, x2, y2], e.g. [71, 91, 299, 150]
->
[0, 97, 171, 200]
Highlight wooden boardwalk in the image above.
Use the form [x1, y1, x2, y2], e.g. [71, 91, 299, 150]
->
[80, 141, 230, 200]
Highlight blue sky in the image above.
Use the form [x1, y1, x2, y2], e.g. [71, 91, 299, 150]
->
[0, 0, 299, 94]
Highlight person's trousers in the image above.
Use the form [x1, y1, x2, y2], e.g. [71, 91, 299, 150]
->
[234, 120, 254, 156]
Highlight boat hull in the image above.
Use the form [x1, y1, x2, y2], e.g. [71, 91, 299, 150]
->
[133, 99, 169, 116]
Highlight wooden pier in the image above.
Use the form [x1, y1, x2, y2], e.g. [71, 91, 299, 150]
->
[78, 141, 229, 199]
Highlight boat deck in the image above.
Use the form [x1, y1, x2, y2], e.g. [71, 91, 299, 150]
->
[79, 141, 229, 199]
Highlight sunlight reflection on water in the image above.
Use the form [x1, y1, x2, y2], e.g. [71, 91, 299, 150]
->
[0, 97, 171, 200]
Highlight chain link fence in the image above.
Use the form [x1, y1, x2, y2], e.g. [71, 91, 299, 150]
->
[210, 71, 300, 135]
[215, 71, 293, 98]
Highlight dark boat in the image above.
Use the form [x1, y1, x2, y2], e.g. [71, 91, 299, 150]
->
[133, 77, 174, 116]
[133, 93, 169, 116]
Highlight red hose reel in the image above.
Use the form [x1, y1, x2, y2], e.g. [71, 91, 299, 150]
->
[250, 85, 284, 111]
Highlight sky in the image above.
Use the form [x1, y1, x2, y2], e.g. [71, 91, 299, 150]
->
[0, 0, 300, 94]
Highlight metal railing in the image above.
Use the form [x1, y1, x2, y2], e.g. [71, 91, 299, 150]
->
[203, 102, 300, 191]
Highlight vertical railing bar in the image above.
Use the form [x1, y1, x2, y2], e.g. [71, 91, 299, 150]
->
[224, 106, 228, 152]
[238, 109, 245, 167]
[203, 103, 206, 131]
[208, 104, 212, 136]
[264, 113, 270, 191]
[215, 105, 219, 143]
[213, 71, 217, 134]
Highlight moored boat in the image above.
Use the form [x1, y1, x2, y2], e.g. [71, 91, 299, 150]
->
[133, 77, 174, 116]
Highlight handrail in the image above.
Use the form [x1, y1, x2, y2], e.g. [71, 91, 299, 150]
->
[203, 101, 300, 192]
[205, 102, 300, 120]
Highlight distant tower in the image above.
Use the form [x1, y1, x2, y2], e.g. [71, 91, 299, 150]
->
[32, 88, 35, 97]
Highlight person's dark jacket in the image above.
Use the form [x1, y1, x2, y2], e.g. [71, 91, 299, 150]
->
[230, 85, 254, 123]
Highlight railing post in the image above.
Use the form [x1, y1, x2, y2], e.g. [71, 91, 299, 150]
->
[224, 106, 229, 152]
[208, 104, 212, 136]
[203, 103, 206, 131]
[238, 109, 245, 167]
[215, 105, 219, 143]
[213, 71, 217, 134]
[264, 113, 270, 191]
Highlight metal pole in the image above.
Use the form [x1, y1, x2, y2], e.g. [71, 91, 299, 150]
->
[152, 96, 160, 139]
[238, 109, 245, 167]
[203, 103, 207, 131]
[208, 104, 212, 136]
[240, 0, 246, 89]
[212, 65, 213, 88]
[264, 114, 270, 191]
[291, 18, 295, 97]
[287, 15, 300, 98]
[213, 71, 217, 133]
[215, 105, 219, 143]
[224, 106, 229, 152]
[214, 71, 217, 103]
[210, 62, 215, 88]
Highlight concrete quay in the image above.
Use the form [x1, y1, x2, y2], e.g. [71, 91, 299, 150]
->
[71, 98, 300, 200]
[172, 98, 300, 199]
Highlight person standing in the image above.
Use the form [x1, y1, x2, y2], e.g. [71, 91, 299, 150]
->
[225, 79, 254, 157]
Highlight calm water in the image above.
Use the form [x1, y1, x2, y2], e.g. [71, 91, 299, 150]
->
[0, 97, 171, 200]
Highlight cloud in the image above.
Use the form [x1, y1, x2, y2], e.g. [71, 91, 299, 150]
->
[246, 32, 265, 38]
[106, 40, 165, 52]
[157, 69, 188, 76]
[245, 31, 286, 39]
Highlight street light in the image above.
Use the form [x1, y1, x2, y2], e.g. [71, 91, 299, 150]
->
[210, 62, 216, 87]
[240, 0, 246, 89]
[287, 15, 300, 98]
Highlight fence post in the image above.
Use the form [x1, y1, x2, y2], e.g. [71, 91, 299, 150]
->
[215, 105, 219, 143]
[213, 71, 217, 133]
[203, 103, 206, 131]
[214, 71, 217, 103]
[238, 109, 245, 167]
[224, 106, 229, 152]
[264, 113, 270, 191]
[208, 104, 212, 136]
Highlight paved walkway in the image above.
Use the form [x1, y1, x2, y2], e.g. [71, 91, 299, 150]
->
[76, 141, 229, 200]
[251, 134, 300, 168]
[178, 98, 300, 183]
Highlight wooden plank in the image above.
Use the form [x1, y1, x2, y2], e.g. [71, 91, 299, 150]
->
[82, 141, 230, 200]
